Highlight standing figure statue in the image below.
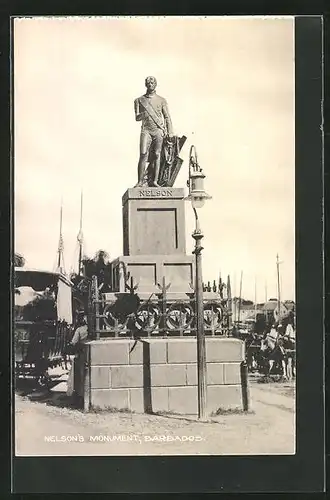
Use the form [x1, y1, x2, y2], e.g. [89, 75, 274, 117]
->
[134, 76, 174, 187]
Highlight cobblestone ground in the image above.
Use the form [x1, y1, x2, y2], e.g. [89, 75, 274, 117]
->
[14, 376, 295, 456]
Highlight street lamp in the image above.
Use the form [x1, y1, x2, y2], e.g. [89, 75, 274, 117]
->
[185, 145, 211, 420]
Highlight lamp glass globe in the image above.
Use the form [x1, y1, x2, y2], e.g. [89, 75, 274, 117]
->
[191, 196, 205, 209]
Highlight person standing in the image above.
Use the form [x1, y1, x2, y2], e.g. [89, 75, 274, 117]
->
[66, 313, 88, 399]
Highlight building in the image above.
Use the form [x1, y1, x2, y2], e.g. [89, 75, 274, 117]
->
[232, 298, 293, 325]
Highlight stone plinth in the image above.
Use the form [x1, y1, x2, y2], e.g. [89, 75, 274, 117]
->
[76, 338, 246, 415]
[111, 254, 194, 293]
[122, 187, 187, 256]
[109, 187, 194, 293]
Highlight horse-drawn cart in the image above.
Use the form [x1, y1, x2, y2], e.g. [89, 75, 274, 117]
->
[14, 267, 75, 387]
[234, 319, 296, 379]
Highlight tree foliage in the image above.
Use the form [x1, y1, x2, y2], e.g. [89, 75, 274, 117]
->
[70, 249, 112, 293]
[21, 292, 57, 322]
[69, 250, 112, 322]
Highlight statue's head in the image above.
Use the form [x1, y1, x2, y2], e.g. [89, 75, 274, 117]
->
[145, 76, 157, 93]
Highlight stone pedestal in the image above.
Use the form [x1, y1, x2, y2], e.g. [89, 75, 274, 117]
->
[111, 187, 194, 293]
[77, 338, 246, 415]
[122, 187, 187, 256]
[75, 185, 249, 416]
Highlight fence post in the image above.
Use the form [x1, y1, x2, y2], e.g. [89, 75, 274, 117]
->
[240, 360, 250, 411]
[87, 280, 94, 340]
[93, 275, 100, 341]
[157, 277, 171, 336]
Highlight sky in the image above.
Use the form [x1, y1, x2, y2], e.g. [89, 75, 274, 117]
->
[14, 16, 295, 301]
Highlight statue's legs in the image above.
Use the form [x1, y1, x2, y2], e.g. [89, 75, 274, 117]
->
[136, 131, 152, 186]
[151, 130, 164, 187]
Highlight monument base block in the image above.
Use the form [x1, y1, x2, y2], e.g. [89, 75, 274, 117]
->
[122, 187, 187, 256]
[111, 254, 194, 293]
[76, 338, 246, 415]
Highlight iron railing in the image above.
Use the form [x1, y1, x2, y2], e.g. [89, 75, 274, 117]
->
[88, 276, 231, 340]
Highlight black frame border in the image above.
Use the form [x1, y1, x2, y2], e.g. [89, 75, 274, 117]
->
[0, 9, 324, 494]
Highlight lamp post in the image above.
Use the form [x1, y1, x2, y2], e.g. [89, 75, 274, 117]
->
[185, 145, 211, 420]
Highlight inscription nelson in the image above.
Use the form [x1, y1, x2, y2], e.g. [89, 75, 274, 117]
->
[139, 189, 173, 198]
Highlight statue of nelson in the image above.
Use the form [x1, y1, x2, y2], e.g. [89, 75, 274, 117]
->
[134, 76, 173, 187]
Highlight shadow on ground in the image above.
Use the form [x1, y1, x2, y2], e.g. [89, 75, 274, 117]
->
[15, 379, 81, 411]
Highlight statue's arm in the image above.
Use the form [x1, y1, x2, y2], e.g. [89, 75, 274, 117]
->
[134, 98, 143, 121]
[162, 99, 173, 136]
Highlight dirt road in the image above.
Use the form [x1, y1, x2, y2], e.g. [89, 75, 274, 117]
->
[15, 380, 295, 456]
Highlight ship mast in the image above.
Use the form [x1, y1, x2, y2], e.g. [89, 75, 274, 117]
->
[276, 253, 282, 323]
[233, 271, 237, 322]
[77, 190, 84, 276]
[56, 198, 65, 274]
[254, 276, 257, 321]
[238, 270, 243, 324]
[264, 279, 268, 325]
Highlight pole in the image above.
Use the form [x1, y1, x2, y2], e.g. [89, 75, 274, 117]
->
[238, 270, 243, 324]
[192, 209, 207, 420]
[57, 199, 64, 273]
[78, 191, 84, 275]
[276, 254, 281, 323]
[78, 245, 83, 276]
[227, 275, 232, 334]
[233, 272, 237, 322]
[254, 276, 257, 322]
[93, 275, 100, 341]
[240, 360, 250, 411]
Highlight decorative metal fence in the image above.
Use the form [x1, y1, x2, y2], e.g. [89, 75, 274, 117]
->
[88, 276, 231, 340]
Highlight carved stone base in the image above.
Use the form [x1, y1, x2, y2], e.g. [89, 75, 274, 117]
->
[110, 254, 194, 294]
[122, 187, 187, 256]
